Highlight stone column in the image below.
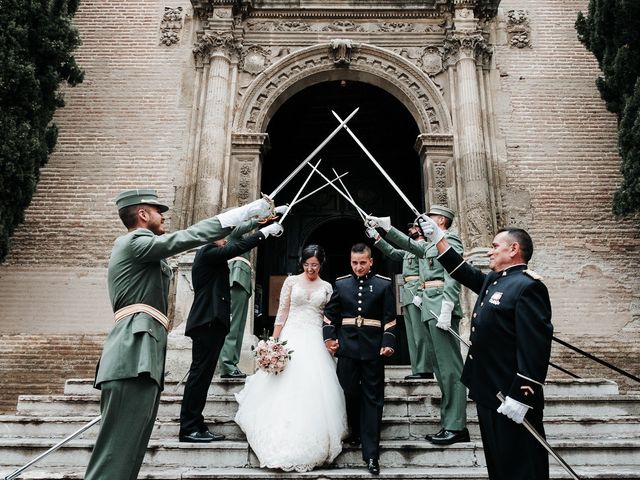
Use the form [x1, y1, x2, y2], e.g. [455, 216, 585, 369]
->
[445, 5, 496, 255]
[414, 133, 457, 213]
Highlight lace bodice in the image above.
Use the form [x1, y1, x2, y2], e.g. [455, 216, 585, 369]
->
[274, 274, 332, 328]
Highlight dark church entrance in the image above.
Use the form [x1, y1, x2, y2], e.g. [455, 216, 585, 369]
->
[254, 80, 422, 364]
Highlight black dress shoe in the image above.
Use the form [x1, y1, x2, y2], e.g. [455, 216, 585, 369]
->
[425, 428, 445, 441]
[366, 458, 380, 475]
[179, 430, 226, 443]
[427, 427, 470, 445]
[404, 372, 434, 380]
[221, 369, 246, 379]
[343, 435, 361, 446]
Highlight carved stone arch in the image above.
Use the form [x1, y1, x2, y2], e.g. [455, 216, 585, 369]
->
[234, 42, 452, 135]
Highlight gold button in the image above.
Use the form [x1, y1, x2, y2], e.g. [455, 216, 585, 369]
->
[468, 354, 473, 360]
[472, 326, 475, 332]
[480, 302, 484, 307]
[473, 313, 477, 318]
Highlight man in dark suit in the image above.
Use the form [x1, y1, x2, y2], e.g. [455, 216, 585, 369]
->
[178, 220, 283, 442]
[323, 243, 397, 475]
[418, 217, 553, 480]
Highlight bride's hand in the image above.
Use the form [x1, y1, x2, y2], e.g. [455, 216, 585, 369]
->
[380, 347, 394, 357]
[325, 339, 339, 355]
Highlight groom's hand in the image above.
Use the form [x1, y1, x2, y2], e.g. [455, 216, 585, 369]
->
[325, 339, 339, 355]
[380, 347, 394, 357]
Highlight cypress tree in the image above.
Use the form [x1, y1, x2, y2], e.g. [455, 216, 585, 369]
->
[576, 0, 640, 216]
[0, 0, 84, 262]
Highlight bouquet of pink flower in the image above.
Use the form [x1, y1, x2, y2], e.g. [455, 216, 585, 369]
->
[252, 337, 293, 375]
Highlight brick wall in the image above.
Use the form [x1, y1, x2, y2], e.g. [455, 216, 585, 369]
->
[0, 335, 104, 414]
[494, 0, 640, 336]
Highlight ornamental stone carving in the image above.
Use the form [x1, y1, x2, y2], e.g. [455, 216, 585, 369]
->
[378, 22, 415, 32]
[241, 45, 271, 75]
[507, 10, 531, 48]
[419, 46, 444, 76]
[322, 21, 363, 32]
[193, 30, 242, 60]
[330, 39, 355, 66]
[159, 7, 184, 46]
[444, 31, 490, 66]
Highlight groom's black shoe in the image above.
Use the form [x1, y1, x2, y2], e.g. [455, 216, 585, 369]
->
[404, 372, 434, 380]
[427, 427, 470, 445]
[366, 458, 380, 475]
[179, 430, 225, 443]
[221, 369, 246, 379]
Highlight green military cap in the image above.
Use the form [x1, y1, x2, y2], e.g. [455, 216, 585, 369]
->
[115, 188, 169, 212]
[427, 204, 455, 221]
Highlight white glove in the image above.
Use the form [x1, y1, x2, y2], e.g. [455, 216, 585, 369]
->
[366, 215, 391, 232]
[417, 214, 444, 243]
[217, 198, 273, 228]
[259, 222, 283, 238]
[497, 396, 530, 424]
[436, 300, 454, 331]
[365, 227, 380, 240]
[274, 205, 289, 216]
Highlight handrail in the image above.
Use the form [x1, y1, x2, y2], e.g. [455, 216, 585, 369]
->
[553, 336, 640, 384]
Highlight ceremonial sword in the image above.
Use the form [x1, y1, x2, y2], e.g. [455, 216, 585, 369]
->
[306, 163, 368, 218]
[289, 171, 349, 207]
[268, 107, 359, 199]
[429, 310, 582, 480]
[278, 159, 323, 225]
[332, 167, 365, 221]
[331, 110, 421, 217]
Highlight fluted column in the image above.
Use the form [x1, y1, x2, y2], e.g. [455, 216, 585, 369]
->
[445, 11, 496, 252]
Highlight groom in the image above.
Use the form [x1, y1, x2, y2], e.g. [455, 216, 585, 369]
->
[323, 243, 397, 475]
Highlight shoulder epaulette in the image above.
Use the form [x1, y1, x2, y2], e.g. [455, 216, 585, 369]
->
[523, 269, 543, 281]
[336, 274, 350, 281]
[375, 274, 391, 281]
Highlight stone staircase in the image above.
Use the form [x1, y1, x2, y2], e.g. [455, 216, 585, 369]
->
[1, 366, 639, 479]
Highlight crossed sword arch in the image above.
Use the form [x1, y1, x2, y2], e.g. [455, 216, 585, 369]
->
[4, 108, 581, 480]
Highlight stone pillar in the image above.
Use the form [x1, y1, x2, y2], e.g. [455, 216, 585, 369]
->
[414, 133, 457, 213]
[445, 4, 496, 256]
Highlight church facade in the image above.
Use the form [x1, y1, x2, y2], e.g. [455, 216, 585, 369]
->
[0, 0, 638, 395]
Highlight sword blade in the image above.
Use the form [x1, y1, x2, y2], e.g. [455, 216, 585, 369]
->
[278, 159, 322, 224]
[306, 163, 367, 217]
[332, 168, 365, 221]
[496, 392, 581, 480]
[332, 110, 420, 217]
[290, 171, 349, 207]
[269, 107, 359, 198]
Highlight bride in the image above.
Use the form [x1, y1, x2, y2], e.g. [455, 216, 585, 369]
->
[235, 244, 348, 471]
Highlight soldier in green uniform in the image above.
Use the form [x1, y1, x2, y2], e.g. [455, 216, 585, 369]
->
[218, 219, 259, 379]
[366, 222, 434, 380]
[84, 188, 275, 480]
[367, 205, 469, 445]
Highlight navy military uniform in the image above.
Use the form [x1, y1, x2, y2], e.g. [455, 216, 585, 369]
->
[438, 246, 553, 480]
[323, 272, 397, 461]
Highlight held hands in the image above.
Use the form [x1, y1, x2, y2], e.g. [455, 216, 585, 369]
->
[325, 338, 339, 355]
[365, 215, 391, 232]
[365, 226, 380, 240]
[260, 223, 284, 238]
[497, 396, 530, 424]
[417, 214, 444, 243]
[380, 347, 395, 357]
[436, 300, 454, 331]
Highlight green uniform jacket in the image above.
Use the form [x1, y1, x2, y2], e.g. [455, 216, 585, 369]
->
[373, 236, 422, 307]
[384, 227, 464, 320]
[227, 219, 258, 294]
[95, 217, 230, 391]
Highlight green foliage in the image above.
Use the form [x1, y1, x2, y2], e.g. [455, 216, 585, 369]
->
[0, 0, 84, 262]
[576, 0, 640, 216]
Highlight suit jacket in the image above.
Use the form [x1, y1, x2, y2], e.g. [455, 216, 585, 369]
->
[184, 229, 265, 337]
[438, 247, 553, 411]
[323, 272, 398, 360]
[96, 217, 231, 390]
[384, 226, 464, 320]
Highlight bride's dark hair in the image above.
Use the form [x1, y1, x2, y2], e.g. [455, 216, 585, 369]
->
[299, 244, 326, 271]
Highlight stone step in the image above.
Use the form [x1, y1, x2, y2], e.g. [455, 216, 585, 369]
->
[1, 438, 639, 469]
[62, 376, 620, 397]
[2, 414, 639, 442]
[2, 465, 640, 480]
[15, 393, 640, 418]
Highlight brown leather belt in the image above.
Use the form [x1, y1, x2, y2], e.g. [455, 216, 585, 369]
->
[423, 280, 445, 289]
[404, 275, 420, 282]
[343, 316, 382, 328]
[114, 303, 172, 331]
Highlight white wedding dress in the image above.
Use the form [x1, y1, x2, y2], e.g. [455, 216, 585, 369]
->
[235, 274, 348, 472]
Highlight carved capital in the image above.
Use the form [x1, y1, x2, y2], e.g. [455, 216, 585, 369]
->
[329, 39, 356, 66]
[444, 30, 490, 66]
[193, 30, 242, 61]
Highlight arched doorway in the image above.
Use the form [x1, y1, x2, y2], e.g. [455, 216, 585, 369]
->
[253, 80, 421, 364]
